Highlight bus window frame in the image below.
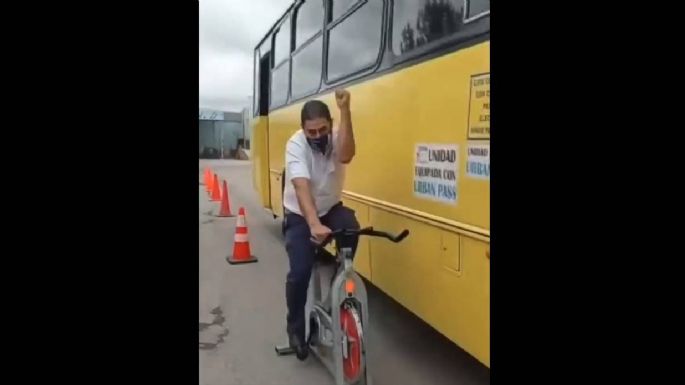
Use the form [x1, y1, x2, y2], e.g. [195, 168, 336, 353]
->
[328, 0, 364, 24]
[270, 58, 291, 109]
[254, 38, 273, 117]
[270, 14, 293, 109]
[323, 0, 387, 86]
[253, 48, 259, 117]
[255, 0, 489, 112]
[290, 35, 324, 101]
[289, 0, 325, 100]
[464, 0, 490, 23]
[272, 14, 292, 70]
[294, 0, 325, 50]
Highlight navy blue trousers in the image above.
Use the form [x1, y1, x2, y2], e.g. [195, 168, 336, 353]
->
[283, 202, 360, 340]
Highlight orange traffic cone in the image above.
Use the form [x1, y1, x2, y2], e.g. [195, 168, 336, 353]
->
[227, 207, 257, 264]
[215, 180, 235, 217]
[210, 174, 221, 201]
[205, 169, 213, 195]
[201, 168, 210, 186]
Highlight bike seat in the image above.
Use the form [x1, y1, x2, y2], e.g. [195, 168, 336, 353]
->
[314, 247, 337, 264]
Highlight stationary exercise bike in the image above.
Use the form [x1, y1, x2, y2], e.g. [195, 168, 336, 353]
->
[275, 227, 409, 385]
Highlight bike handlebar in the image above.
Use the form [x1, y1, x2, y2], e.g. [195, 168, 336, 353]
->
[314, 227, 409, 250]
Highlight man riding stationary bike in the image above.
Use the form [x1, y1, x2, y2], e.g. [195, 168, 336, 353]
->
[282, 89, 359, 360]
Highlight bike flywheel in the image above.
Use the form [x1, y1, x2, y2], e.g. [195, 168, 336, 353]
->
[340, 304, 364, 382]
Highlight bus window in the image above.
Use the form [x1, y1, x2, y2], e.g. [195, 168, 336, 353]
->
[255, 39, 272, 115]
[330, 0, 359, 21]
[392, 0, 465, 56]
[295, 0, 324, 49]
[274, 16, 292, 67]
[258, 52, 271, 115]
[271, 16, 292, 108]
[270, 61, 290, 108]
[326, 0, 383, 82]
[259, 38, 272, 65]
[291, 36, 323, 98]
[466, 0, 490, 21]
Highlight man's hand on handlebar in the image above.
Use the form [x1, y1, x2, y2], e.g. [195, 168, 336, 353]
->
[312, 227, 410, 250]
[310, 222, 332, 244]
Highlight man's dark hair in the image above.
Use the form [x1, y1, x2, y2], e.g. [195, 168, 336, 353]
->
[301, 100, 332, 126]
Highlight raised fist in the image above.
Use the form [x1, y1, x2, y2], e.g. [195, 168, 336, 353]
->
[335, 89, 350, 110]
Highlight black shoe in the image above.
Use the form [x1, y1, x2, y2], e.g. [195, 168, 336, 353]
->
[288, 332, 309, 361]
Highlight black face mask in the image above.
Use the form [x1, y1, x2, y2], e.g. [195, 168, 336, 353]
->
[307, 134, 329, 155]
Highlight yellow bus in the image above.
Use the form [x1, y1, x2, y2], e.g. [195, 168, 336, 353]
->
[251, 0, 490, 367]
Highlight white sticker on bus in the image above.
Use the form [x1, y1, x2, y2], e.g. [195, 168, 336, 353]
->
[413, 144, 458, 205]
[466, 142, 490, 180]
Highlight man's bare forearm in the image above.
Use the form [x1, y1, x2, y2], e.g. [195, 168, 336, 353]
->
[292, 178, 320, 226]
[334, 89, 355, 163]
[336, 107, 355, 163]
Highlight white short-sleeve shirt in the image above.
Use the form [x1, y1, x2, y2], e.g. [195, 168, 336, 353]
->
[283, 129, 345, 217]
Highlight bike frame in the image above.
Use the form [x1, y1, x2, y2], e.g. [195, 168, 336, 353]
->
[276, 227, 408, 385]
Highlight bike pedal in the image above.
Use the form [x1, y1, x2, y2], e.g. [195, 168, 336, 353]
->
[275, 344, 296, 356]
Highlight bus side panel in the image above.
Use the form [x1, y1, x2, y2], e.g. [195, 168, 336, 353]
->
[448, 236, 490, 366]
[269, 171, 283, 218]
[370, 208, 490, 367]
[267, 107, 300, 218]
[368, 208, 440, 315]
[431, 233, 490, 368]
[340, 42, 490, 231]
[341, 198, 372, 280]
[251, 117, 271, 209]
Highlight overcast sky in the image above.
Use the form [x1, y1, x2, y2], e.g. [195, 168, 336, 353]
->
[199, 0, 290, 112]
